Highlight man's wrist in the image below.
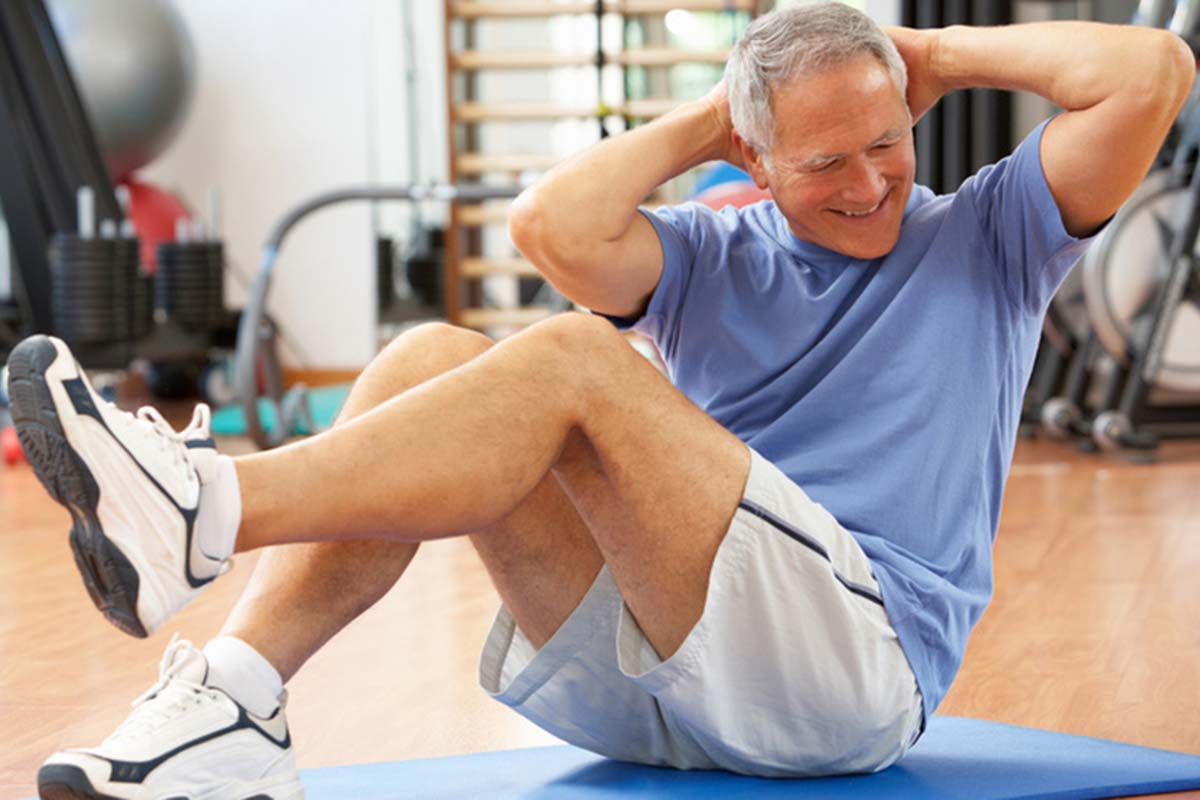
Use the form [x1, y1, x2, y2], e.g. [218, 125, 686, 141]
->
[928, 25, 965, 94]
[675, 94, 736, 164]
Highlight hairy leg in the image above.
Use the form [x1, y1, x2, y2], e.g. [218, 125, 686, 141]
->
[232, 313, 750, 658]
[219, 323, 601, 679]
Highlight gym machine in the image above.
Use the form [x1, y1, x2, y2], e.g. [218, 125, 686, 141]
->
[0, 0, 228, 389]
[1086, 96, 1200, 452]
[0, 0, 120, 344]
[1033, 96, 1200, 457]
[232, 184, 579, 451]
[1023, 0, 1200, 459]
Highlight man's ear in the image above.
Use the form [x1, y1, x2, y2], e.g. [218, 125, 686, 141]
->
[734, 131, 771, 190]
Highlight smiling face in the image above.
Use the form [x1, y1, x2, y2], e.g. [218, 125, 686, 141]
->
[739, 56, 916, 259]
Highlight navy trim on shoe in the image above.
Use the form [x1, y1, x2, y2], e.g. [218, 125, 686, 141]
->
[95, 705, 290, 785]
[63, 376, 220, 590]
[737, 498, 885, 608]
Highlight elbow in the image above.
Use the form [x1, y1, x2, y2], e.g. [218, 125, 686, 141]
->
[1142, 31, 1195, 120]
[508, 189, 558, 274]
[508, 188, 586, 277]
[1109, 31, 1196, 135]
[1163, 31, 1196, 111]
[507, 188, 544, 258]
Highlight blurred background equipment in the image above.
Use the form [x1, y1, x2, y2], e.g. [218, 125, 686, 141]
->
[5, 0, 1200, 461]
[235, 182, 527, 450]
[0, 0, 201, 366]
[0, 0, 247, 407]
[0, 0, 123, 338]
[46, 0, 196, 182]
[1013, 0, 1200, 459]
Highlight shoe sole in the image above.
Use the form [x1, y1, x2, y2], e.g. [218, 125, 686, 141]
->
[6, 336, 148, 638]
[37, 763, 121, 800]
[38, 763, 285, 799]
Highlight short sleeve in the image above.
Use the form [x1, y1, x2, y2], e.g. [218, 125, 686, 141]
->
[961, 115, 1102, 315]
[591, 202, 723, 363]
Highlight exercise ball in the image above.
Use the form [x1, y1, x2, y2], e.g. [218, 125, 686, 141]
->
[47, 0, 196, 181]
[691, 163, 772, 211]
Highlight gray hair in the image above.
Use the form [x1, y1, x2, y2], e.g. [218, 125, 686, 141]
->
[725, 2, 909, 156]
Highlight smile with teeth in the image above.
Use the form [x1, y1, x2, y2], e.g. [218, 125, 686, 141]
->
[833, 193, 887, 217]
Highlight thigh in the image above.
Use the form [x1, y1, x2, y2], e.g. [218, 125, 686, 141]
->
[614, 449, 924, 777]
[224, 322, 500, 675]
[539, 313, 753, 661]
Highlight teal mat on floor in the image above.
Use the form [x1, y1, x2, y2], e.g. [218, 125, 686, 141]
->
[211, 384, 352, 437]
[293, 716, 1200, 799]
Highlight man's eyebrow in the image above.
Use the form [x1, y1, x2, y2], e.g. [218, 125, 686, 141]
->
[801, 129, 905, 167]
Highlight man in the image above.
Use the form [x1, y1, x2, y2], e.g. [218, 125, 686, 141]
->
[8, 4, 1192, 798]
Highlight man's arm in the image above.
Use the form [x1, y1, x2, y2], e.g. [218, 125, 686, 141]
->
[508, 92, 735, 319]
[931, 22, 1195, 237]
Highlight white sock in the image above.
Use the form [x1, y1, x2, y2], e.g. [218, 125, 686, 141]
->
[203, 636, 284, 718]
[196, 454, 241, 560]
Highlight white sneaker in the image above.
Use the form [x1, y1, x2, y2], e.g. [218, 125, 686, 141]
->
[37, 637, 304, 800]
[5, 335, 234, 637]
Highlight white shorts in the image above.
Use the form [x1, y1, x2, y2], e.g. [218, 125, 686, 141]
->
[478, 447, 924, 777]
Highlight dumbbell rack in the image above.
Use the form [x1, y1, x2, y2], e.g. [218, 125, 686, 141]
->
[442, 0, 760, 334]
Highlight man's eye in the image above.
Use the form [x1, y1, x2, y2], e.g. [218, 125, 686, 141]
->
[874, 142, 898, 150]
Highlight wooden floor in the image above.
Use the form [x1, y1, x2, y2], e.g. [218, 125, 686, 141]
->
[1, 433, 1198, 799]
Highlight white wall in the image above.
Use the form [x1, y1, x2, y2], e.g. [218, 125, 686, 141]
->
[370, 2, 450, 233]
[143, 0, 397, 369]
[863, 0, 900, 24]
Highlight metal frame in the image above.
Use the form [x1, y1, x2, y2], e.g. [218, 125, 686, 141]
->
[0, 0, 119, 342]
[235, 183, 524, 450]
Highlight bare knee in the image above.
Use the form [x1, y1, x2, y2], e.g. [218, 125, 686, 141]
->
[383, 322, 495, 365]
[530, 312, 626, 358]
[353, 323, 495, 404]
[519, 313, 634, 399]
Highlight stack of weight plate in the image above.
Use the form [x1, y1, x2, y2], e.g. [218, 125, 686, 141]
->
[156, 241, 214, 332]
[206, 240, 225, 329]
[49, 233, 126, 345]
[111, 234, 140, 341]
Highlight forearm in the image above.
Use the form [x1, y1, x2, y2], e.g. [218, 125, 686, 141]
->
[511, 100, 726, 253]
[934, 22, 1190, 112]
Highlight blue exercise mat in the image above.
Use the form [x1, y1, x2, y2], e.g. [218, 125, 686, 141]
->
[299, 716, 1200, 800]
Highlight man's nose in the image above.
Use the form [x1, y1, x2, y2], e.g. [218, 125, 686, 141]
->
[839, 156, 887, 206]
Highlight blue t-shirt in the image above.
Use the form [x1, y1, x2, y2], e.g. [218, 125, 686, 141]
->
[598, 118, 1095, 717]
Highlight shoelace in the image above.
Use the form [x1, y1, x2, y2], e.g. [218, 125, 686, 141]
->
[131, 404, 213, 473]
[106, 634, 225, 744]
[99, 394, 212, 476]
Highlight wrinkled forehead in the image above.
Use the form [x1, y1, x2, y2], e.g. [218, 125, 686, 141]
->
[766, 58, 909, 161]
